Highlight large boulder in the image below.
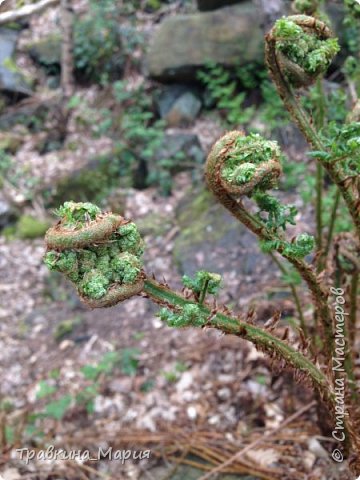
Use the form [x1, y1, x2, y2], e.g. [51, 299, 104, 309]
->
[173, 188, 275, 288]
[0, 28, 32, 98]
[147, 2, 263, 82]
[197, 0, 245, 11]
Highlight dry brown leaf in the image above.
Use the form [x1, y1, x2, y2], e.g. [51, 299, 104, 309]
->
[244, 448, 280, 467]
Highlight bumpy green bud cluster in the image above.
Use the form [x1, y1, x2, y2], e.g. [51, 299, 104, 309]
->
[273, 17, 339, 87]
[182, 271, 222, 297]
[219, 132, 282, 196]
[158, 304, 208, 328]
[44, 202, 144, 308]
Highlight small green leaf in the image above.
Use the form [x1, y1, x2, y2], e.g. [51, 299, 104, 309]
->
[44, 395, 72, 420]
[36, 381, 57, 400]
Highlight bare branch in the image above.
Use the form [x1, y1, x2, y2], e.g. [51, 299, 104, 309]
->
[0, 0, 59, 26]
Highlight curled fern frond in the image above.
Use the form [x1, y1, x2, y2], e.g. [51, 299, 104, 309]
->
[207, 131, 282, 198]
[44, 202, 145, 308]
[267, 15, 339, 88]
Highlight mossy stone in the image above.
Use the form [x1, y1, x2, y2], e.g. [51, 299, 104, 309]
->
[0, 131, 24, 154]
[173, 187, 275, 278]
[27, 34, 61, 73]
[17, 215, 50, 239]
[174, 188, 244, 274]
[147, 2, 263, 81]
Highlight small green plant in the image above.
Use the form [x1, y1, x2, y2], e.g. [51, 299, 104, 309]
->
[45, 11, 360, 476]
[73, 0, 123, 82]
[197, 61, 256, 126]
[97, 80, 189, 195]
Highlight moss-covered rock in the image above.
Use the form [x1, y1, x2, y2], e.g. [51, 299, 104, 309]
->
[173, 187, 274, 278]
[147, 2, 263, 81]
[0, 131, 24, 154]
[17, 215, 50, 239]
[27, 34, 61, 75]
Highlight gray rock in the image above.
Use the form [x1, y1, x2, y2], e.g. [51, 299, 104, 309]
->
[197, 0, 244, 11]
[0, 193, 14, 228]
[157, 133, 205, 173]
[147, 2, 263, 82]
[173, 188, 275, 281]
[0, 28, 32, 97]
[157, 85, 202, 126]
[164, 91, 202, 127]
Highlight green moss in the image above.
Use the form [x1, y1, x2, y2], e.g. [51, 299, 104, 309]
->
[1, 225, 16, 240]
[50, 168, 112, 206]
[54, 317, 83, 342]
[174, 189, 233, 263]
[17, 215, 50, 239]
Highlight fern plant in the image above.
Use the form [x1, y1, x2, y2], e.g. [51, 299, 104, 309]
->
[44, 9, 360, 476]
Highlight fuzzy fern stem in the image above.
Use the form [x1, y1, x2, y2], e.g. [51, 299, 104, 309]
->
[143, 279, 330, 394]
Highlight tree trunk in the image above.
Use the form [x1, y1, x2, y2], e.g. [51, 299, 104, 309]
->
[60, 0, 74, 103]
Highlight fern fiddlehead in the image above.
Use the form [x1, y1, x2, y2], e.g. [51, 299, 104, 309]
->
[44, 202, 145, 308]
[205, 130, 334, 358]
[265, 15, 360, 238]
